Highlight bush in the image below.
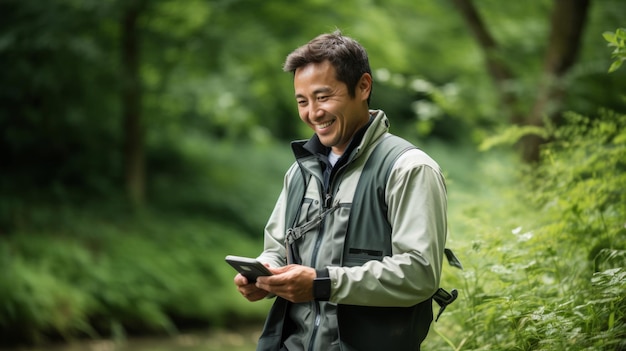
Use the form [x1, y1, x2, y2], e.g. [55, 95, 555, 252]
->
[0, 208, 277, 345]
[431, 109, 626, 350]
[0, 139, 291, 346]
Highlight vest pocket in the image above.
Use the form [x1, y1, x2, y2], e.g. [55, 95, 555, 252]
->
[343, 248, 384, 267]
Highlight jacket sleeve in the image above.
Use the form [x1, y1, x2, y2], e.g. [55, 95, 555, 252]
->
[256, 163, 300, 269]
[328, 149, 447, 307]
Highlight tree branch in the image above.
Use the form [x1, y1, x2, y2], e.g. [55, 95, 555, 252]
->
[451, 0, 514, 84]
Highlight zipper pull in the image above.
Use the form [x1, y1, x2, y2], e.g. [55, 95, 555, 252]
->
[324, 193, 333, 209]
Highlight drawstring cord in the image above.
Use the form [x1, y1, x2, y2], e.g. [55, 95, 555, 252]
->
[285, 202, 340, 264]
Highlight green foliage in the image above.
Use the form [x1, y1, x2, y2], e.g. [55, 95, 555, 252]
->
[478, 124, 548, 151]
[0, 0, 122, 195]
[603, 28, 626, 73]
[2, 0, 626, 202]
[0, 206, 274, 345]
[430, 110, 626, 350]
[147, 136, 292, 235]
[3, 0, 626, 348]
[0, 140, 288, 345]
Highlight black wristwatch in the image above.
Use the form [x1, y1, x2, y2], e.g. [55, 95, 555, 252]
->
[313, 268, 331, 301]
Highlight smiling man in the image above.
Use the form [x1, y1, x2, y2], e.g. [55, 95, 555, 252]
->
[233, 30, 448, 351]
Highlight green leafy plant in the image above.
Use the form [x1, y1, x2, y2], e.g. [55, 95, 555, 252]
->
[603, 28, 626, 72]
[430, 109, 626, 350]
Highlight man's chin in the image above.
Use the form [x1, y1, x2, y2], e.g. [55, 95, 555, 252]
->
[316, 135, 334, 147]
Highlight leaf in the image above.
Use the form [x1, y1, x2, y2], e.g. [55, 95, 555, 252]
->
[479, 125, 548, 151]
[608, 59, 623, 73]
[603, 31, 617, 44]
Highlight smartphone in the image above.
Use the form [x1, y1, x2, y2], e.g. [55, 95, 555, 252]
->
[225, 255, 273, 283]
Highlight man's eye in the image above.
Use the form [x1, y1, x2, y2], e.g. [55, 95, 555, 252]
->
[318, 96, 329, 101]
[297, 100, 307, 106]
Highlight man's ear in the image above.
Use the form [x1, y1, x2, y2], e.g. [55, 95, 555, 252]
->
[358, 73, 372, 101]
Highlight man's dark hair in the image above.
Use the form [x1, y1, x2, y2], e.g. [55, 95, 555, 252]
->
[283, 30, 372, 103]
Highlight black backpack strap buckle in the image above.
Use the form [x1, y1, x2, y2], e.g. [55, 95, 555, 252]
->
[432, 248, 463, 321]
[433, 287, 458, 322]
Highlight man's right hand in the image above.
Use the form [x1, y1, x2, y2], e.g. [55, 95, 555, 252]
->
[234, 273, 270, 302]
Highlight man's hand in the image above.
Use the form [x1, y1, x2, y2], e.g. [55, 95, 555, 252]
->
[256, 264, 316, 303]
[234, 267, 271, 302]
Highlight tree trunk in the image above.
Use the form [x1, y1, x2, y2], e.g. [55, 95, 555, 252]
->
[121, 3, 145, 207]
[452, 0, 591, 162]
[522, 0, 590, 162]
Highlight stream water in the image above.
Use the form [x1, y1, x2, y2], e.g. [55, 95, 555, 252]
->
[4, 326, 262, 351]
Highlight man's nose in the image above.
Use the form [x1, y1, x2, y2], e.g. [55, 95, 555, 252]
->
[308, 102, 322, 119]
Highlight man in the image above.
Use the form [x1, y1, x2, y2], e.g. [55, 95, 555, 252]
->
[234, 30, 447, 351]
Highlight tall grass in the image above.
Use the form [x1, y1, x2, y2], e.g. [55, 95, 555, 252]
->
[427, 110, 626, 350]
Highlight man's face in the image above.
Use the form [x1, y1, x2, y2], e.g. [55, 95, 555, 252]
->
[294, 60, 371, 155]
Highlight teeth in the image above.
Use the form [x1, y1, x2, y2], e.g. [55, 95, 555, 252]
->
[317, 120, 333, 128]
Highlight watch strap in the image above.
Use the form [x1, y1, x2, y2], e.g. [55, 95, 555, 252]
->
[313, 268, 331, 301]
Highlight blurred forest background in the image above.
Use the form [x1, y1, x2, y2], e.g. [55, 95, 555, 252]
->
[1, 0, 625, 350]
